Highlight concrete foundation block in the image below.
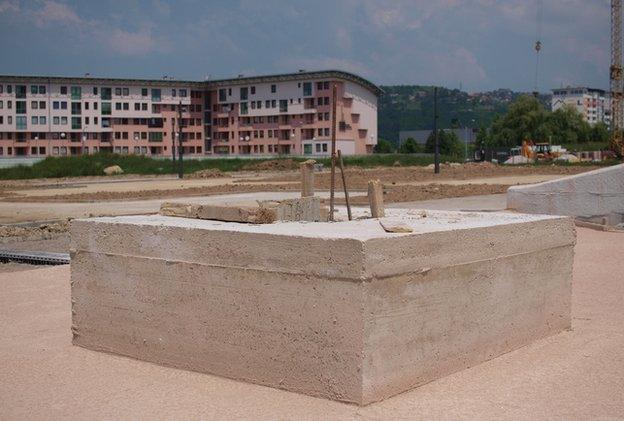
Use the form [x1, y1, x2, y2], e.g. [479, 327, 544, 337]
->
[260, 196, 324, 222]
[507, 163, 624, 224]
[70, 210, 575, 405]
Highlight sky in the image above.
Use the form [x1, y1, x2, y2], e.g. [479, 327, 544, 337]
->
[0, 0, 612, 92]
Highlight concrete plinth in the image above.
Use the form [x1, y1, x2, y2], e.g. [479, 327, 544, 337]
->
[507, 163, 624, 225]
[70, 210, 575, 405]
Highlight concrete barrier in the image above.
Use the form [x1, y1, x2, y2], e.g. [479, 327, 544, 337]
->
[71, 210, 575, 405]
[507, 164, 624, 225]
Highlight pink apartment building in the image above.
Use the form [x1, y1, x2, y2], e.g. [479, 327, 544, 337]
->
[0, 70, 380, 158]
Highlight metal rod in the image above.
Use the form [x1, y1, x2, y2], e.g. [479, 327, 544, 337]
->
[337, 149, 352, 221]
[177, 100, 184, 179]
[329, 84, 338, 221]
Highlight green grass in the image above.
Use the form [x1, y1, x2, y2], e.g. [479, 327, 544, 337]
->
[0, 153, 462, 180]
[0, 152, 617, 180]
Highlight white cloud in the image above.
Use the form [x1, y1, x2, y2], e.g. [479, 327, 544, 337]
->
[33, 0, 81, 27]
[0, 0, 19, 13]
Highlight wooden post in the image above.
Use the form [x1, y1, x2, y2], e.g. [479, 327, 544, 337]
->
[300, 159, 316, 197]
[337, 150, 352, 221]
[368, 179, 385, 218]
[329, 84, 338, 221]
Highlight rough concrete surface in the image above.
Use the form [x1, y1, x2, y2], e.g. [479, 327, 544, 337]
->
[1, 227, 622, 419]
[507, 163, 624, 224]
[70, 210, 574, 405]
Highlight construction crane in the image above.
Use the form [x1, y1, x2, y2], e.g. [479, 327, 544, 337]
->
[533, 0, 543, 97]
[611, 0, 624, 157]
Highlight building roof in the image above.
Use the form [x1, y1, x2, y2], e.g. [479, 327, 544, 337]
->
[0, 70, 382, 96]
[552, 87, 607, 95]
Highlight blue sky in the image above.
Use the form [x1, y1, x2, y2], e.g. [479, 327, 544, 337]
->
[0, 0, 611, 92]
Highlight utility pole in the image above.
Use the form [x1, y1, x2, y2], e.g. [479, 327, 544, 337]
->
[433, 87, 440, 174]
[329, 84, 338, 221]
[611, 0, 624, 156]
[177, 100, 184, 179]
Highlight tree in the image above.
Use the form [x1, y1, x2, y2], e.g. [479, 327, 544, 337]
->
[589, 122, 609, 144]
[546, 105, 591, 144]
[398, 138, 422, 154]
[489, 95, 549, 147]
[424, 130, 463, 157]
[374, 138, 394, 153]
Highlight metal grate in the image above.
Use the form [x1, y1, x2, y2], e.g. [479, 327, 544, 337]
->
[0, 250, 70, 265]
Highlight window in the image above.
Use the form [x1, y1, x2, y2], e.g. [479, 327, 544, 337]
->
[304, 144, 312, 154]
[141, 103, 147, 111]
[94, 102, 98, 110]
[16, 85, 26, 98]
[172, 89, 177, 97]
[61, 101, 67, 110]
[123, 102, 129, 110]
[0, 85, 3, 93]
[31, 85, 38, 94]
[39, 101, 46, 109]
[149, 132, 163, 142]
[7, 85, 12, 94]
[84, 102, 89, 110]
[72, 117, 81, 129]
[240, 102, 248, 115]
[94, 117, 98, 124]
[179, 89, 187, 97]
[240, 87, 248, 100]
[101, 87, 111, 100]
[251, 86, 256, 95]
[39, 116, 46, 125]
[122, 88, 129, 96]
[115, 87, 122, 96]
[134, 103, 140, 111]
[85, 117, 89, 125]
[32, 116, 38, 125]
[40, 85, 47, 94]
[16, 116, 27, 130]
[0, 100, 2, 109]
[151, 89, 161, 102]
[322, 143, 328, 152]
[324, 97, 330, 105]
[16, 101, 26, 114]
[115, 103, 121, 110]
[53, 116, 60, 125]
[93, 87, 98, 95]
[303, 82, 312, 96]
[141, 88, 148, 96]
[272, 100, 276, 108]
[279, 100, 288, 112]
[61, 116, 68, 125]
[271, 84, 276, 93]
[60, 86, 67, 95]
[8, 100, 12, 109]
[315, 143, 321, 152]
[218, 89, 226, 102]
[71, 102, 81, 115]
[71, 86, 81, 100]
[101, 102, 112, 115]
[31, 101, 38, 109]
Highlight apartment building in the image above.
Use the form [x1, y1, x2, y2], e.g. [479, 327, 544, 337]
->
[0, 70, 380, 158]
[551, 87, 610, 127]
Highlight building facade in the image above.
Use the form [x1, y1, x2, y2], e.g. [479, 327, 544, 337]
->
[551, 87, 610, 127]
[0, 70, 380, 158]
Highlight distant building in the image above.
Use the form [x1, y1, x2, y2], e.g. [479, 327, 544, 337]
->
[551, 87, 610, 127]
[0, 70, 380, 158]
[399, 128, 476, 146]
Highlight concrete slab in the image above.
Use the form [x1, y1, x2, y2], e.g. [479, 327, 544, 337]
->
[70, 210, 575, 405]
[2, 228, 623, 419]
[507, 164, 624, 224]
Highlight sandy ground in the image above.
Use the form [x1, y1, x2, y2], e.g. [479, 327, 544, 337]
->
[1, 227, 622, 420]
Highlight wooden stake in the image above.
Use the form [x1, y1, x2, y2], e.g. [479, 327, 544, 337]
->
[337, 150, 352, 221]
[329, 84, 338, 221]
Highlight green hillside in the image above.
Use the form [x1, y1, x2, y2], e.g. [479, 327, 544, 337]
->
[378, 85, 551, 144]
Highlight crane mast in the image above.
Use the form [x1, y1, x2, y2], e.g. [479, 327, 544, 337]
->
[611, 0, 624, 156]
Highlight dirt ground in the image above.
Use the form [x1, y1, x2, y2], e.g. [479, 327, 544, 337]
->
[0, 162, 597, 203]
[1, 228, 623, 420]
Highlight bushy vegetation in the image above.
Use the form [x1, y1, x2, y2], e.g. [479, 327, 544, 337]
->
[480, 95, 610, 148]
[0, 152, 462, 180]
